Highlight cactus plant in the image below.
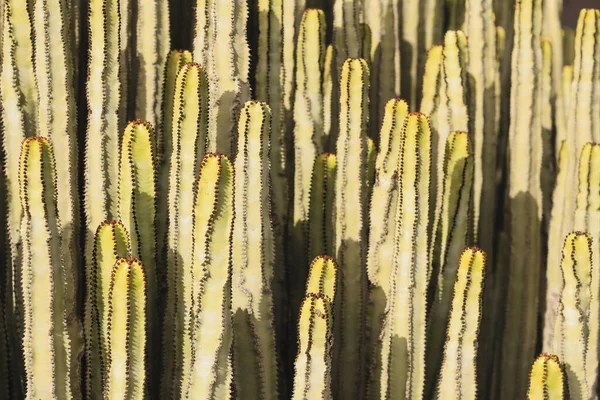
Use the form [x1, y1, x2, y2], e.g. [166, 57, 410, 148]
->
[2, 1, 600, 399]
[527, 353, 566, 399]
[436, 247, 486, 399]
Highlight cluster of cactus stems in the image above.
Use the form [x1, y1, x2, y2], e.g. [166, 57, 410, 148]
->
[2, 0, 600, 399]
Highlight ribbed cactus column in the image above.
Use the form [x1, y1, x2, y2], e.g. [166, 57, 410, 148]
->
[293, 8, 326, 261]
[552, 232, 598, 399]
[193, 0, 251, 154]
[291, 10, 327, 345]
[84, 221, 131, 399]
[498, 0, 544, 397]
[292, 294, 334, 400]
[323, 45, 334, 147]
[307, 153, 337, 262]
[105, 258, 147, 400]
[31, 7, 80, 374]
[368, 112, 431, 400]
[333, 58, 369, 399]
[231, 101, 277, 399]
[540, 39, 555, 225]
[183, 153, 234, 399]
[365, 99, 408, 378]
[85, 0, 122, 266]
[118, 119, 158, 391]
[543, 142, 568, 350]
[156, 50, 192, 261]
[527, 354, 566, 399]
[558, 65, 573, 149]
[427, 131, 473, 391]
[19, 137, 73, 399]
[134, 0, 170, 130]
[465, 0, 497, 246]
[564, 9, 600, 225]
[364, 0, 401, 140]
[161, 62, 209, 399]
[305, 256, 338, 301]
[436, 247, 486, 399]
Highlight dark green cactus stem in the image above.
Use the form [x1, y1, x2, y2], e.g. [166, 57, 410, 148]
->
[498, 0, 544, 397]
[307, 153, 336, 262]
[161, 62, 209, 399]
[436, 247, 486, 398]
[360, 23, 372, 64]
[541, 39, 555, 229]
[366, 137, 376, 198]
[183, 153, 234, 398]
[231, 101, 278, 399]
[553, 232, 597, 399]
[563, 28, 575, 66]
[19, 137, 73, 399]
[365, 0, 402, 141]
[292, 293, 333, 400]
[134, 0, 170, 131]
[193, 0, 251, 154]
[106, 258, 147, 399]
[118, 119, 158, 390]
[401, 0, 420, 106]
[333, 57, 369, 399]
[84, 0, 122, 271]
[84, 221, 131, 399]
[365, 99, 409, 383]
[427, 131, 474, 392]
[368, 112, 431, 400]
[527, 354, 566, 399]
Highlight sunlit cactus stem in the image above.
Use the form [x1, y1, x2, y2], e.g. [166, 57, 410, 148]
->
[333, 57, 369, 399]
[365, 99, 409, 388]
[368, 112, 431, 400]
[527, 354, 567, 399]
[231, 101, 278, 399]
[436, 247, 486, 399]
[84, 0, 122, 272]
[292, 294, 334, 400]
[19, 137, 73, 399]
[427, 131, 474, 392]
[182, 153, 234, 399]
[105, 258, 147, 400]
[193, 0, 251, 154]
[84, 221, 131, 399]
[552, 232, 598, 399]
[305, 256, 338, 302]
[118, 119, 158, 390]
[161, 62, 209, 399]
[498, 0, 544, 397]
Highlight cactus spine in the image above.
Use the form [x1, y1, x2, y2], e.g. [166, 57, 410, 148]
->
[436, 247, 486, 399]
[193, 0, 251, 154]
[19, 137, 73, 399]
[84, 221, 131, 399]
[553, 232, 598, 399]
[307, 153, 337, 262]
[527, 354, 566, 399]
[293, 294, 333, 400]
[333, 58, 369, 399]
[231, 101, 277, 399]
[183, 153, 234, 398]
[369, 112, 431, 399]
[106, 258, 147, 399]
[427, 131, 474, 390]
[161, 62, 209, 399]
